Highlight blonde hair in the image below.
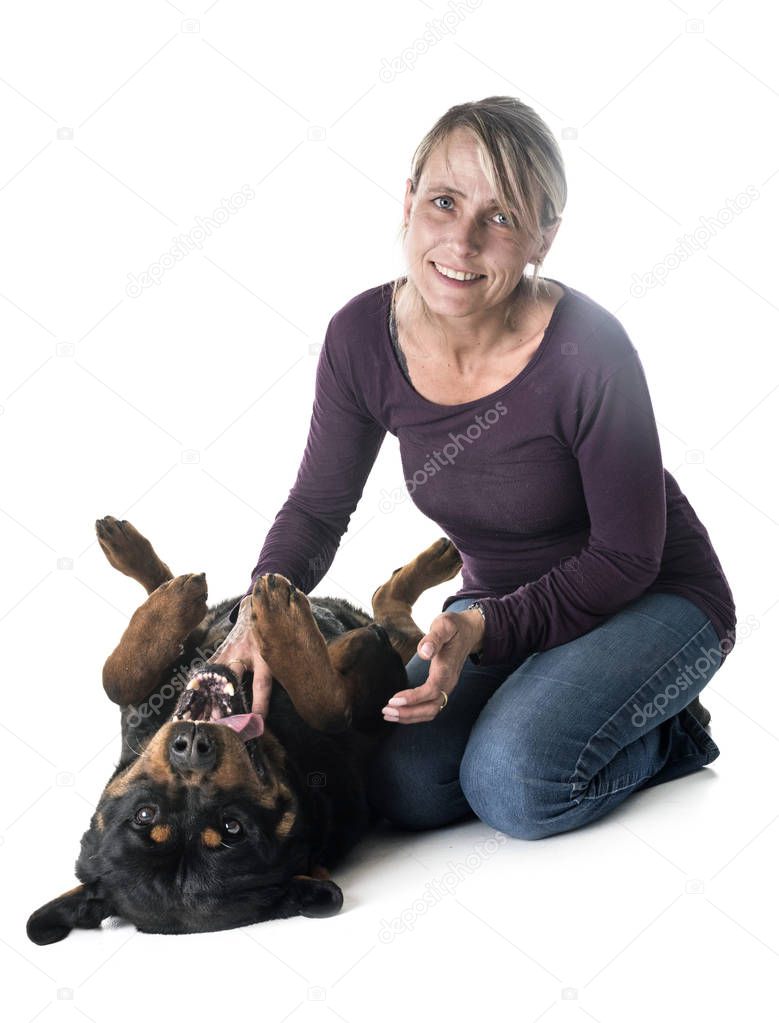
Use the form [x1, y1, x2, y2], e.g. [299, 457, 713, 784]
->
[391, 96, 567, 336]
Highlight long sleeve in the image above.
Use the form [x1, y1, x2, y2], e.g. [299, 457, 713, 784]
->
[473, 350, 666, 666]
[227, 317, 386, 625]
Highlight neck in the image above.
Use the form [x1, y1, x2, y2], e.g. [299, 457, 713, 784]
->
[416, 280, 551, 364]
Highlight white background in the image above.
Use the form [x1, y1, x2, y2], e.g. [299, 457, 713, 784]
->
[2, 1, 777, 1020]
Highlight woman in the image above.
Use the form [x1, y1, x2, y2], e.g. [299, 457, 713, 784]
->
[211, 96, 737, 840]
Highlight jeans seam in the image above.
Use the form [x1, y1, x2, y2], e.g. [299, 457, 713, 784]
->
[569, 617, 719, 802]
[579, 751, 710, 800]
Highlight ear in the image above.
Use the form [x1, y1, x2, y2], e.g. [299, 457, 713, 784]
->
[26, 882, 115, 945]
[402, 177, 414, 225]
[287, 875, 344, 918]
[538, 215, 562, 255]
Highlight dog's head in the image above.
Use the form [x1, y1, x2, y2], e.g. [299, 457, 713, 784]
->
[26, 718, 342, 944]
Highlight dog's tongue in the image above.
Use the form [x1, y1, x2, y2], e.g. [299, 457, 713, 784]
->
[215, 713, 264, 741]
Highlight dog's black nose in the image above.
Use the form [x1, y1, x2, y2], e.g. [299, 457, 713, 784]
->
[169, 725, 217, 773]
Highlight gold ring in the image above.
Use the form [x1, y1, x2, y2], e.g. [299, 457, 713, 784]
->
[439, 691, 448, 711]
[226, 658, 249, 673]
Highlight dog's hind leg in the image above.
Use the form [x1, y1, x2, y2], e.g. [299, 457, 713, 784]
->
[102, 573, 208, 706]
[95, 516, 174, 595]
[249, 574, 405, 733]
[370, 537, 462, 665]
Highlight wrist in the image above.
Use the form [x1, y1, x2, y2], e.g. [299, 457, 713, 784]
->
[460, 603, 486, 656]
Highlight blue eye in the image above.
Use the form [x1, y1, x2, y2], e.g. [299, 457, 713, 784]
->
[432, 196, 510, 226]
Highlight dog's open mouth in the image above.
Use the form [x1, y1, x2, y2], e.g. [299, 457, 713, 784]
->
[173, 667, 264, 741]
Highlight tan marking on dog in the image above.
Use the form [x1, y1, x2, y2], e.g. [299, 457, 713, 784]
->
[149, 824, 172, 844]
[104, 766, 132, 798]
[370, 536, 463, 664]
[60, 884, 86, 898]
[275, 810, 296, 839]
[252, 728, 296, 810]
[95, 811, 105, 831]
[104, 722, 265, 801]
[201, 827, 222, 848]
[101, 723, 296, 833]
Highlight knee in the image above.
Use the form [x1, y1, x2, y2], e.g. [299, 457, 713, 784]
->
[459, 738, 567, 841]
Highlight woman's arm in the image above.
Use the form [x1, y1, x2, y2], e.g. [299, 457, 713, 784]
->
[473, 350, 666, 665]
[227, 315, 387, 625]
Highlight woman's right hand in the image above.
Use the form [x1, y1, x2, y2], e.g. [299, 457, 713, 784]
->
[205, 595, 274, 718]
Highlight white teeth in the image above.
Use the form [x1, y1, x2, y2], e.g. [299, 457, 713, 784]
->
[434, 262, 483, 282]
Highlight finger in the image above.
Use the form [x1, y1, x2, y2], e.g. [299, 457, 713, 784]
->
[416, 613, 458, 660]
[223, 659, 247, 684]
[385, 676, 445, 708]
[383, 697, 444, 725]
[388, 643, 461, 707]
[207, 637, 232, 663]
[251, 667, 272, 716]
[385, 646, 459, 708]
[418, 638, 435, 659]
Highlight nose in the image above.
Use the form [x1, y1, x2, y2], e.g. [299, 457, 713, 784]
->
[169, 724, 217, 773]
[448, 215, 483, 251]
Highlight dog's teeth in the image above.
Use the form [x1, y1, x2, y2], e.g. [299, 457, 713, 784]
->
[187, 679, 200, 690]
[224, 682, 234, 696]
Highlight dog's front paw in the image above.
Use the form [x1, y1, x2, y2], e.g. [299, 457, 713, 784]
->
[152, 573, 208, 634]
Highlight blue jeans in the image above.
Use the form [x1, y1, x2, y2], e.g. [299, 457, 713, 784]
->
[366, 592, 724, 840]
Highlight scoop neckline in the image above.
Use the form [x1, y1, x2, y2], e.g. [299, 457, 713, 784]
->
[383, 277, 570, 411]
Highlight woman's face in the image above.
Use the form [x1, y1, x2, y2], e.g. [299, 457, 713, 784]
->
[401, 127, 559, 323]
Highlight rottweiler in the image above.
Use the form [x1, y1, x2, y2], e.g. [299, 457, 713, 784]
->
[26, 516, 462, 944]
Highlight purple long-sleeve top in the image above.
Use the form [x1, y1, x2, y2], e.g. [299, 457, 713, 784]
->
[227, 278, 736, 668]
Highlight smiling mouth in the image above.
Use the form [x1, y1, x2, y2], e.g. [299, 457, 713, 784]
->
[430, 261, 486, 282]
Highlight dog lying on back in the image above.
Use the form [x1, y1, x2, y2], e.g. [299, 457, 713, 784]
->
[26, 517, 462, 943]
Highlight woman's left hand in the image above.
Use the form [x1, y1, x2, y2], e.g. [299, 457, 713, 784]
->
[381, 608, 485, 724]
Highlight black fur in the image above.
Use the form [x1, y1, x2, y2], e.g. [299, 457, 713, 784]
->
[27, 592, 406, 943]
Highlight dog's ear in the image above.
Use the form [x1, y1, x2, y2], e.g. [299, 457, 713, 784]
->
[26, 882, 115, 945]
[286, 875, 344, 918]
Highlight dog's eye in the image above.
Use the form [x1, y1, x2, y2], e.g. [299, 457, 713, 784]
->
[223, 818, 242, 837]
[134, 805, 157, 826]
